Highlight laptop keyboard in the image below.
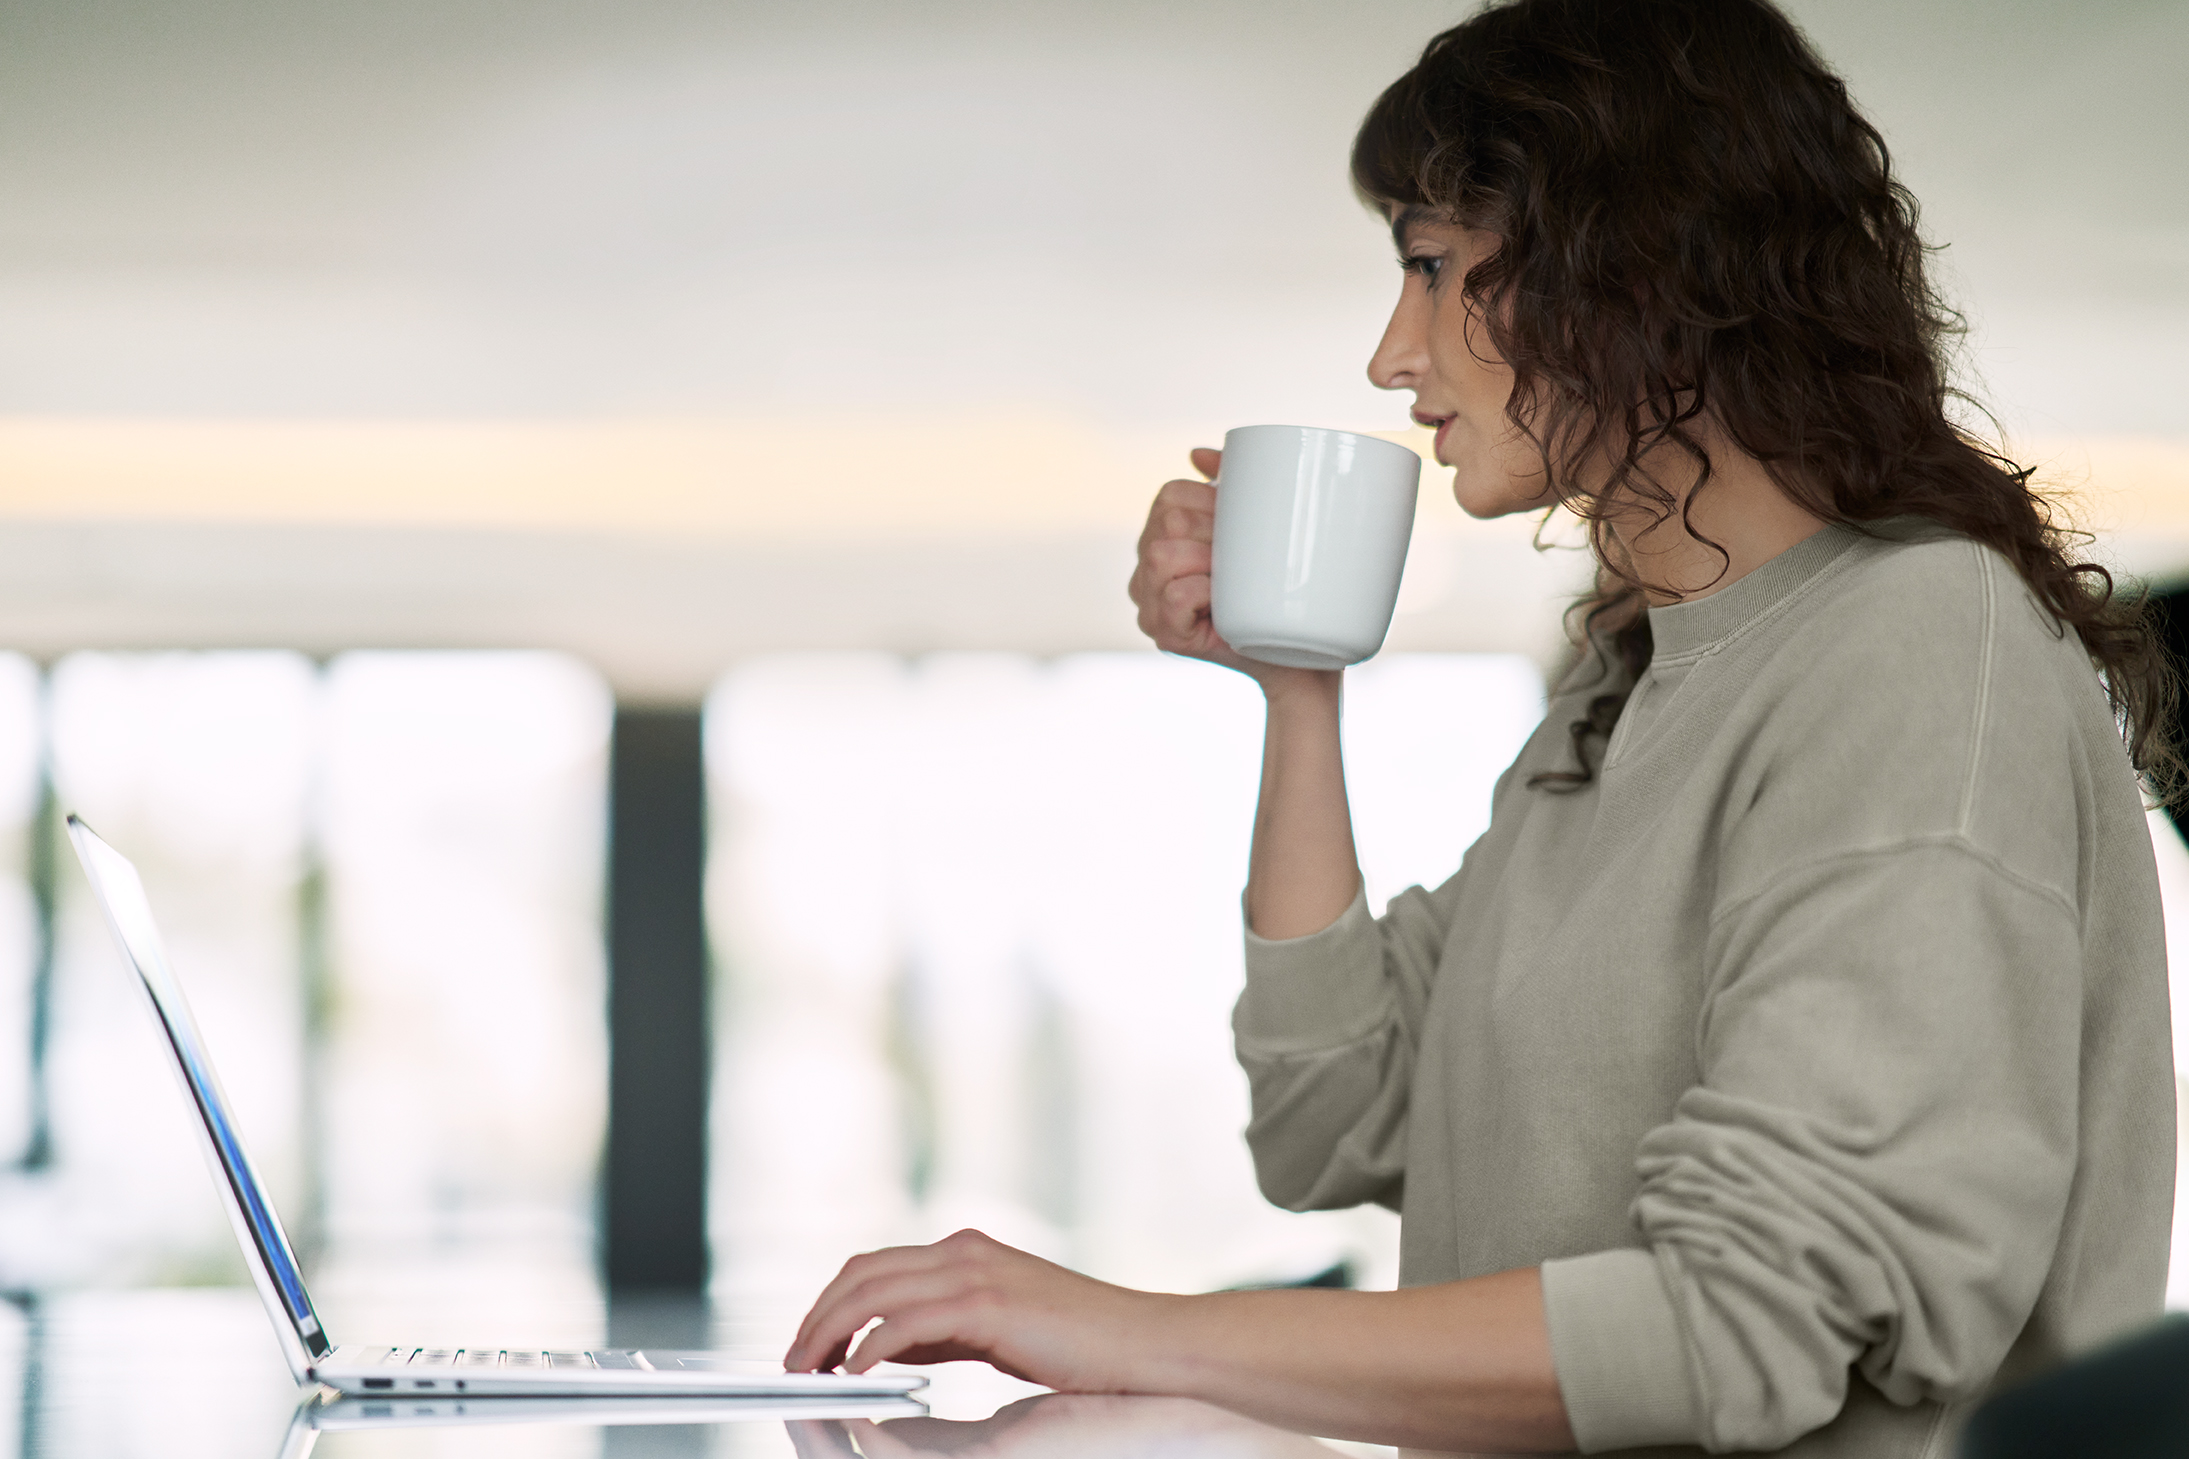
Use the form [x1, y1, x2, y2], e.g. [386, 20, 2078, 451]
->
[359, 1347, 646, 1370]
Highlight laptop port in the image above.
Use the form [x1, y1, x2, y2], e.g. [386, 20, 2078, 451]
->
[362, 1379, 392, 1391]
[414, 1380, 436, 1389]
[455, 1381, 466, 1391]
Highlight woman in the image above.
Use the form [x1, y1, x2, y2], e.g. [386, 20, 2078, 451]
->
[785, 0, 2178, 1453]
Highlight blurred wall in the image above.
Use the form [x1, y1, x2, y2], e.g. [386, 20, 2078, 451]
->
[0, 0, 2181, 690]
[0, 0, 2179, 434]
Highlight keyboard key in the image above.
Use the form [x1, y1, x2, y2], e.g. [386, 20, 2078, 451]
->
[456, 1350, 503, 1367]
[503, 1351, 546, 1367]
[593, 1351, 641, 1369]
[547, 1351, 595, 1368]
[414, 1350, 458, 1367]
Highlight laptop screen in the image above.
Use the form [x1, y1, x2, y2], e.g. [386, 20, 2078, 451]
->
[67, 816, 330, 1361]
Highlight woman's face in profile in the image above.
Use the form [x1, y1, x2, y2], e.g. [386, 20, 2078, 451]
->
[1368, 212, 1547, 520]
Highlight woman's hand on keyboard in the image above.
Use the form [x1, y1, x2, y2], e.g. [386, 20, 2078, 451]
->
[782, 1228, 1166, 1392]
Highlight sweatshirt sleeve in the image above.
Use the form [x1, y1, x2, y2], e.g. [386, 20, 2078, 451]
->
[1231, 873, 1460, 1213]
[1543, 839, 2084, 1453]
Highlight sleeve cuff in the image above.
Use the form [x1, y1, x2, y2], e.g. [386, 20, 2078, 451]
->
[1233, 883, 1388, 1053]
[1542, 1247, 1706, 1452]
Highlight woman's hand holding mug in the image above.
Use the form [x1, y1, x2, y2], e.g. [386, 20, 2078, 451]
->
[1129, 448, 1333, 697]
[1131, 447, 1251, 667]
[1131, 431, 1422, 691]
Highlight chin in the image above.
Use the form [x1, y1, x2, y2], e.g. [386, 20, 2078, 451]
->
[1450, 476, 1544, 520]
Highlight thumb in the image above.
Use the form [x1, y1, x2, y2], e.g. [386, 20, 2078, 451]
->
[1189, 446, 1222, 480]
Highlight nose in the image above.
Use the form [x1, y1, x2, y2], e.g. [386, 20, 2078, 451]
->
[1367, 283, 1429, 392]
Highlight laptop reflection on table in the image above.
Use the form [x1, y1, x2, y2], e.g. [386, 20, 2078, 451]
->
[277, 1390, 926, 1459]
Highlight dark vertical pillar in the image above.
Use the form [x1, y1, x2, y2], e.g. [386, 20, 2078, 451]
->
[605, 707, 710, 1292]
[8, 1294, 41, 1459]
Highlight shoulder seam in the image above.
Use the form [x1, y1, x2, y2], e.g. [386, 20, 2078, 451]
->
[1709, 830, 2079, 928]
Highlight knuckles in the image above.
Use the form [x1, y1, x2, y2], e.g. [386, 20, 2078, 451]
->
[1161, 575, 1206, 608]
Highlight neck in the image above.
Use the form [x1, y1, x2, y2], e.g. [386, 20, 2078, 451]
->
[1601, 438, 1826, 607]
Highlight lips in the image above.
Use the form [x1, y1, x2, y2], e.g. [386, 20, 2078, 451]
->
[1411, 410, 1455, 465]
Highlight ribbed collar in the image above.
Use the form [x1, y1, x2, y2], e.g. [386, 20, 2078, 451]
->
[1645, 523, 1862, 659]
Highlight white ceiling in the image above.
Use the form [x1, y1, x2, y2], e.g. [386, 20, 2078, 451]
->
[1, 0, 2181, 440]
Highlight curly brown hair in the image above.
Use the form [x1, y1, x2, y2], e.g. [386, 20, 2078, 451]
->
[1351, 0, 2179, 798]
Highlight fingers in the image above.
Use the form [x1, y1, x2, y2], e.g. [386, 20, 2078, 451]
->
[800, 1267, 979, 1375]
[1134, 478, 1216, 554]
[785, 1231, 1018, 1372]
[1133, 540, 1213, 643]
[1154, 572, 1214, 651]
[844, 1292, 1004, 1374]
[836, 1419, 924, 1459]
[1141, 536, 1211, 582]
[1130, 474, 1221, 655]
[1189, 445, 1221, 480]
[783, 1420, 863, 1459]
[787, 1243, 953, 1370]
[784, 1231, 1145, 1395]
[1129, 526, 1210, 602]
[787, 1249, 894, 1364]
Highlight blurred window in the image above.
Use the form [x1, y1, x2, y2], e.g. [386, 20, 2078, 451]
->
[0, 656, 43, 1171]
[0, 651, 609, 1319]
[704, 651, 1545, 1303]
[41, 651, 315, 1290]
[311, 652, 609, 1316]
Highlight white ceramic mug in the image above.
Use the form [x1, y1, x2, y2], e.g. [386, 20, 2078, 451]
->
[1209, 424, 1422, 671]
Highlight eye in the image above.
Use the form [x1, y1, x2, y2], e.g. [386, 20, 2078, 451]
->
[1399, 253, 1445, 286]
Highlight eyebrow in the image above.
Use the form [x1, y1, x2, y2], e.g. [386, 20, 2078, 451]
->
[1390, 204, 1438, 253]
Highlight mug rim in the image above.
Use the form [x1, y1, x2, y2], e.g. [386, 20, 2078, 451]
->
[1221, 423, 1423, 467]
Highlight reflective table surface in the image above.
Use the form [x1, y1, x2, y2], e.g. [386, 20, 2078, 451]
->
[2, 1288, 1401, 1459]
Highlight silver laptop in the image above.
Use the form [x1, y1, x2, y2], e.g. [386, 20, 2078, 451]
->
[67, 814, 923, 1402]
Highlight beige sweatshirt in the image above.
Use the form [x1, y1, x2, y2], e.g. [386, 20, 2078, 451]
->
[1234, 523, 2176, 1456]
